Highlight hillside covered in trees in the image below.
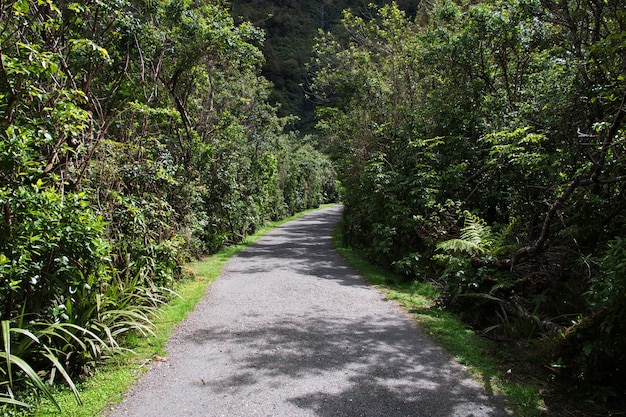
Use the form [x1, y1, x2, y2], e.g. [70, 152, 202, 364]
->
[1, 0, 625, 415]
[230, 0, 418, 128]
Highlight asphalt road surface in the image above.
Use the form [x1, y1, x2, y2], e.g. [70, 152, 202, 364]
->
[106, 205, 510, 417]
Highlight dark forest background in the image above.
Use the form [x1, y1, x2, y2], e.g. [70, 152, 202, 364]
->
[231, 0, 418, 129]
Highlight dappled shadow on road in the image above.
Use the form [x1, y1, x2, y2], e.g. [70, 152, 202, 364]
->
[188, 314, 507, 417]
[187, 206, 510, 416]
[105, 206, 509, 417]
[229, 206, 372, 289]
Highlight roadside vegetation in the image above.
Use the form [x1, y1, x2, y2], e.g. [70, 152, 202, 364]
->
[28, 208, 326, 417]
[313, 1, 625, 415]
[0, 0, 337, 413]
[333, 225, 611, 417]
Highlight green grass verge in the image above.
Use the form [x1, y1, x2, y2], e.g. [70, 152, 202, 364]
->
[30, 205, 337, 417]
[331, 226, 547, 417]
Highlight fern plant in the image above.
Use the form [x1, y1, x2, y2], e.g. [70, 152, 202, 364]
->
[434, 211, 518, 307]
[436, 211, 515, 257]
[436, 211, 492, 256]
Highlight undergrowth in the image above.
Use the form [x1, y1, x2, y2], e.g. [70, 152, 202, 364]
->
[21, 206, 333, 417]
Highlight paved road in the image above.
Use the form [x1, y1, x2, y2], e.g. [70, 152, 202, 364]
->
[107, 206, 510, 417]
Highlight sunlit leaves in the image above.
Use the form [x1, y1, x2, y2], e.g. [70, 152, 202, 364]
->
[481, 127, 550, 168]
[68, 39, 112, 64]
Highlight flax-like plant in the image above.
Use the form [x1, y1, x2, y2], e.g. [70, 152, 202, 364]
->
[96, 269, 173, 344]
[1, 320, 64, 411]
[0, 269, 174, 411]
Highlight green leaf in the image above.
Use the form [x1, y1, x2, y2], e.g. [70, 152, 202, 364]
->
[12, 0, 29, 14]
[0, 351, 61, 411]
[1, 321, 12, 389]
[41, 346, 82, 406]
[0, 396, 31, 408]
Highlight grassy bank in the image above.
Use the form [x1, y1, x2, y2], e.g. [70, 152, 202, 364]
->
[31, 206, 335, 417]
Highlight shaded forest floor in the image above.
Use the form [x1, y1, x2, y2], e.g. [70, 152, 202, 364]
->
[500, 341, 625, 417]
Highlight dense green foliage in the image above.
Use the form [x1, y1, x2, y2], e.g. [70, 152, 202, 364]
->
[3, 0, 624, 412]
[311, 0, 626, 405]
[0, 0, 337, 410]
[231, 0, 418, 128]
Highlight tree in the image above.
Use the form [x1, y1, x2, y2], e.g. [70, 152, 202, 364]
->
[1, 0, 337, 409]
[311, 0, 626, 398]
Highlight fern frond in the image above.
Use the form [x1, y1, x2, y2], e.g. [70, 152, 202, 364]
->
[492, 217, 518, 249]
[460, 211, 490, 244]
[436, 211, 517, 257]
[436, 238, 486, 255]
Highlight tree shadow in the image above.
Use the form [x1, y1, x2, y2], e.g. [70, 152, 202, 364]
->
[188, 313, 509, 416]
[229, 206, 372, 288]
[183, 206, 511, 416]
